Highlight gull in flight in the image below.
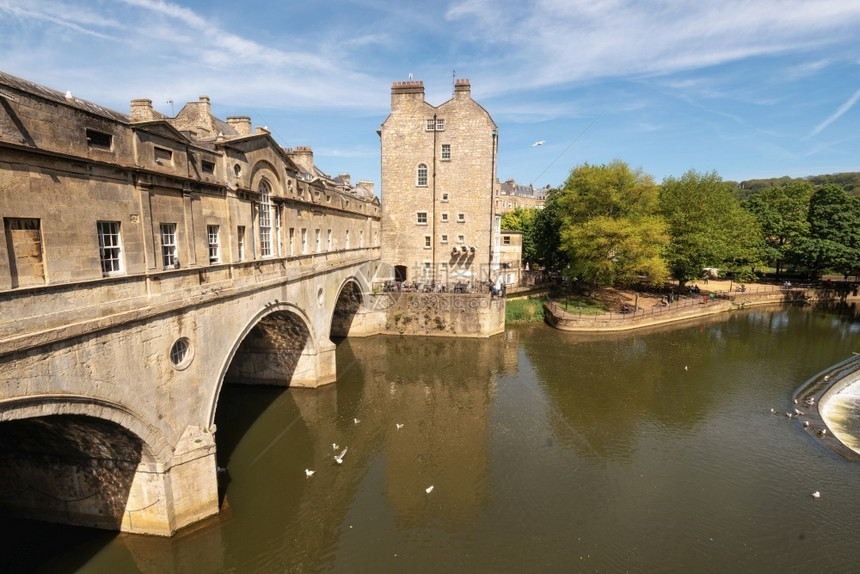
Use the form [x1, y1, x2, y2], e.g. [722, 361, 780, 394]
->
[305, 469, 315, 477]
[426, 485, 434, 494]
[531, 140, 545, 147]
[334, 447, 348, 464]
[354, 418, 360, 425]
[396, 423, 404, 429]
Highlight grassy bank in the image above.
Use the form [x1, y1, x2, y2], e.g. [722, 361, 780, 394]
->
[505, 298, 545, 323]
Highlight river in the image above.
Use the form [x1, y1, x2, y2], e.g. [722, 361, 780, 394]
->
[4, 304, 860, 573]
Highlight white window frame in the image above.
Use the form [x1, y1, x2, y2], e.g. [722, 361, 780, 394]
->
[441, 212, 448, 223]
[417, 163, 428, 187]
[207, 225, 220, 264]
[436, 118, 445, 131]
[457, 235, 465, 244]
[457, 213, 465, 223]
[301, 228, 308, 254]
[441, 193, 449, 202]
[258, 180, 272, 257]
[97, 221, 123, 276]
[441, 144, 451, 161]
[237, 226, 245, 261]
[417, 211, 428, 225]
[424, 235, 431, 249]
[160, 223, 178, 269]
[441, 234, 448, 244]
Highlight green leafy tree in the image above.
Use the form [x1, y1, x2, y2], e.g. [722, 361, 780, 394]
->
[743, 181, 813, 277]
[659, 170, 763, 288]
[500, 207, 540, 263]
[795, 184, 860, 277]
[554, 161, 669, 289]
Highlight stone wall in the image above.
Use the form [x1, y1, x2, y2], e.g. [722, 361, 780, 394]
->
[377, 293, 505, 337]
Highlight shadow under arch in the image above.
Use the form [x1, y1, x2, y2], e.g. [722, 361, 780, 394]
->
[0, 396, 167, 532]
[208, 302, 320, 427]
[331, 277, 365, 338]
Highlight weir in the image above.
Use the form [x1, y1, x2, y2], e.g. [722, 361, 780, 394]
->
[795, 353, 860, 461]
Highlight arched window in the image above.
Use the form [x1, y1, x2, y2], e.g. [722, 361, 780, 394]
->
[417, 163, 428, 187]
[258, 180, 272, 257]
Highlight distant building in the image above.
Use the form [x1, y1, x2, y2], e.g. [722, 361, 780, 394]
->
[498, 230, 522, 286]
[379, 79, 499, 286]
[495, 179, 548, 214]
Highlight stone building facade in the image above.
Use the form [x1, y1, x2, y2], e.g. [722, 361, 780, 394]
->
[0, 71, 380, 293]
[379, 79, 499, 287]
[496, 179, 548, 214]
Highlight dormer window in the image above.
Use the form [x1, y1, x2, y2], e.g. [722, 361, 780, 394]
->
[86, 129, 112, 150]
[154, 146, 172, 164]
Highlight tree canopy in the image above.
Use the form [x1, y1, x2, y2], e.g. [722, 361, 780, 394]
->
[659, 170, 763, 286]
[554, 161, 669, 288]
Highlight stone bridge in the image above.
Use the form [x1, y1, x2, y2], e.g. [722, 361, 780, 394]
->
[0, 251, 386, 536]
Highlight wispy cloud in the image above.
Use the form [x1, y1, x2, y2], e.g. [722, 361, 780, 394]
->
[805, 87, 860, 139]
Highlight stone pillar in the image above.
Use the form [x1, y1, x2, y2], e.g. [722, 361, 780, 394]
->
[121, 425, 218, 536]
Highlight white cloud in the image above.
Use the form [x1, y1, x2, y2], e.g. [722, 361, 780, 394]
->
[805, 88, 860, 139]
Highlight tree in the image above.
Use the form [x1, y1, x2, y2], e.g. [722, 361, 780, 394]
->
[742, 181, 813, 277]
[659, 170, 763, 288]
[554, 161, 669, 289]
[794, 184, 860, 278]
[500, 207, 540, 263]
[531, 190, 566, 270]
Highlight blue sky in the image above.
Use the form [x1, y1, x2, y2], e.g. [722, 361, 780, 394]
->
[3, 0, 860, 193]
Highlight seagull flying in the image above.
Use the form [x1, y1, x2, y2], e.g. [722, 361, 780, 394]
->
[334, 447, 348, 464]
[305, 469, 315, 477]
[354, 418, 360, 425]
[531, 140, 545, 147]
[426, 485, 434, 494]
[396, 423, 404, 429]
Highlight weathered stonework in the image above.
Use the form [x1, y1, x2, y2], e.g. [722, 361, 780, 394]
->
[380, 79, 499, 288]
[0, 70, 385, 535]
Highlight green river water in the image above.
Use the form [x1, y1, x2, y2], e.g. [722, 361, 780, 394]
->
[4, 304, 860, 573]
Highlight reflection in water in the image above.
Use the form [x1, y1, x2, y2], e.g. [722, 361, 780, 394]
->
[4, 305, 860, 573]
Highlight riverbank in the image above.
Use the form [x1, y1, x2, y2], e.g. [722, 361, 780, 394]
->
[538, 280, 820, 331]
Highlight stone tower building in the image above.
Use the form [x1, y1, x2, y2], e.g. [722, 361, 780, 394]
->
[380, 79, 499, 286]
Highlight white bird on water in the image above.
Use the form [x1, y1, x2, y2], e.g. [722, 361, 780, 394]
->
[354, 418, 360, 425]
[684, 365, 688, 371]
[531, 141, 545, 147]
[396, 423, 404, 430]
[812, 491, 821, 499]
[425, 485, 434, 494]
[332, 443, 340, 450]
[334, 447, 348, 464]
[818, 428, 827, 436]
[305, 469, 315, 477]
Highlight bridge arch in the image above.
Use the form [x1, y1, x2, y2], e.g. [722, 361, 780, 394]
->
[0, 395, 168, 465]
[209, 302, 328, 426]
[0, 395, 196, 534]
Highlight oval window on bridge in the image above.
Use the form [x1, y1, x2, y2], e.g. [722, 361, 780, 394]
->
[170, 338, 193, 370]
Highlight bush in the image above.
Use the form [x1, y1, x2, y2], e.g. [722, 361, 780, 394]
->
[506, 299, 545, 323]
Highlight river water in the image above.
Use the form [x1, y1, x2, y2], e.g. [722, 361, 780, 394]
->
[5, 304, 860, 573]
